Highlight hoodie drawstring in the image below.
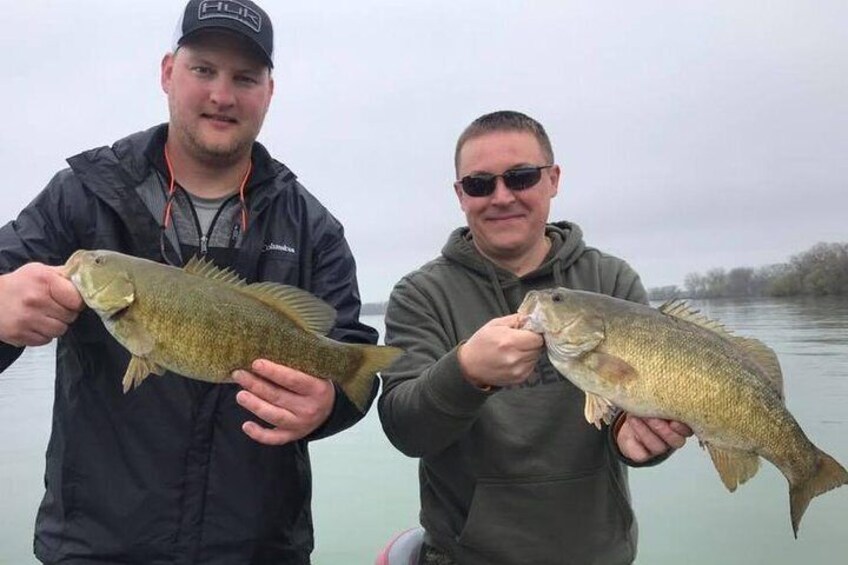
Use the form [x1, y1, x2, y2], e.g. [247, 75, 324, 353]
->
[552, 257, 565, 287]
[483, 261, 513, 316]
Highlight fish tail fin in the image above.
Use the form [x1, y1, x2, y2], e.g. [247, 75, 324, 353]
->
[789, 449, 848, 538]
[339, 344, 403, 413]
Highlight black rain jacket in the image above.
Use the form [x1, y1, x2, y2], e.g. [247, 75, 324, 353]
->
[0, 125, 378, 565]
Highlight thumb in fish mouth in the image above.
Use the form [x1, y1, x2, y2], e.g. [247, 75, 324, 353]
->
[55, 264, 73, 279]
[519, 310, 546, 334]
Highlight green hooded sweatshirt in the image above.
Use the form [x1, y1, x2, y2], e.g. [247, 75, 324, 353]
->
[378, 221, 648, 565]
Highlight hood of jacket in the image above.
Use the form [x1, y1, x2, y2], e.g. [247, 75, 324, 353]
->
[440, 220, 587, 314]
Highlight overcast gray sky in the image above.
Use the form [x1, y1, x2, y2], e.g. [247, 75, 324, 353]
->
[2, 0, 846, 303]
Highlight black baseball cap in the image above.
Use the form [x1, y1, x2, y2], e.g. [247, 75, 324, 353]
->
[173, 0, 274, 68]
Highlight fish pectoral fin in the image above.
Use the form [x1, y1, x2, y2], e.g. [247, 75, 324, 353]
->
[122, 355, 166, 393]
[113, 317, 156, 357]
[705, 443, 760, 492]
[583, 352, 639, 384]
[584, 393, 615, 429]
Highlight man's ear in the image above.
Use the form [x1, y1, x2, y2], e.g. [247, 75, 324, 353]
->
[161, 53, 175, 94]
[265, 74, 275, 111]
[454, 183, 469, 213]
[548, 164, 561, 198]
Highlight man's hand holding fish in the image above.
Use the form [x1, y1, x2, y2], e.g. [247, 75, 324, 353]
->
[0, 262, 83, 347]
[457, 313, 544, 389]
[616, 414, 693, 463]
[233, 359, 337, 445]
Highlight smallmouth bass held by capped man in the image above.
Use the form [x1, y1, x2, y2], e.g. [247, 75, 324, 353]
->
[64, 249, 401, 411]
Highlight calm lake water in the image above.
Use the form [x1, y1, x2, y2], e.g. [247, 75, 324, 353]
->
[1, 299, 847, 564]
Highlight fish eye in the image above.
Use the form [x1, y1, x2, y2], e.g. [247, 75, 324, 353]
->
[94, 256, 104, 265]
[552, 293, 563, 303]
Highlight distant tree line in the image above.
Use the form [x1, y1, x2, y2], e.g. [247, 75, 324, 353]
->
[648, 242, 848, 300]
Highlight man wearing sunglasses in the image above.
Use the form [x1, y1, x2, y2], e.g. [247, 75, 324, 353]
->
[0, 1, 377, 563]
[379, 110, 692, 564]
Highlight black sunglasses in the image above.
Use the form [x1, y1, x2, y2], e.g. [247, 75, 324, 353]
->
[455, 165, 553, 197]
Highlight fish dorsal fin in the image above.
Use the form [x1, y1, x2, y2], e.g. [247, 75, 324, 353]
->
[183, 255, 246, 287]
[732, 336, 785, 400]
[241, 282, 336, 335]
[659, 299, 735, 341]
[182, 255, 336, 335]
[659, 300, 785, 400]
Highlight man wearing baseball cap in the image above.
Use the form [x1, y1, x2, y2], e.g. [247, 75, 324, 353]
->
[0, 1, 378, 563]
[174, 0, 275, 68]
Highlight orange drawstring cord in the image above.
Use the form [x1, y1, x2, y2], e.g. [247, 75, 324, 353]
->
[237, 160, 252, 231]
[162, 146, 252, 232]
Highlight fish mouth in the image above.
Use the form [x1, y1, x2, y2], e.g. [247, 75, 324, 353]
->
[64, 250, 98, 292]
[63, 249, 88, 278]
[522, 309, 546, 333]
[518, 293, 546, 334]
[62, 251, 121, 315]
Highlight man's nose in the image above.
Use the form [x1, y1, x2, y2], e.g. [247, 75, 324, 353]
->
[209, 79, 236, 107]
[490, 177, 517, 204]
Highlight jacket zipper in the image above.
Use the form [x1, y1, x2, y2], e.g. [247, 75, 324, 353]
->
[185, 192, 240, 258]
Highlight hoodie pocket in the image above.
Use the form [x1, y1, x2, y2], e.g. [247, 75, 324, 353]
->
[457, 467, 635, 565]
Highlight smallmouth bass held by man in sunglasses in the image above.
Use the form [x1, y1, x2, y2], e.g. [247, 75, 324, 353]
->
[519, 288, 848, 537]
[63, 249, 401, 411]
